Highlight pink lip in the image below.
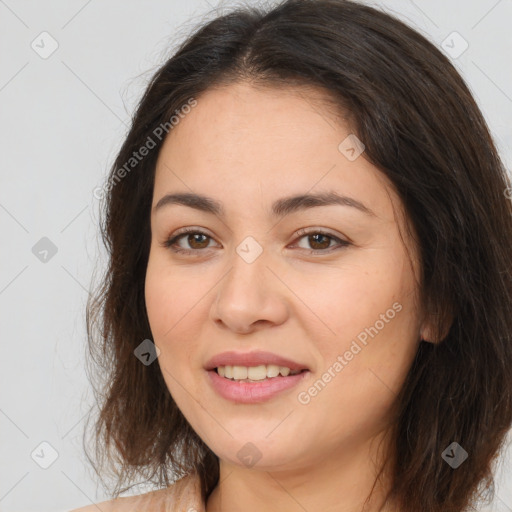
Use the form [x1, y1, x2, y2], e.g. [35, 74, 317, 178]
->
[207, 368, 309, 403]
[204, 350, 309, 372]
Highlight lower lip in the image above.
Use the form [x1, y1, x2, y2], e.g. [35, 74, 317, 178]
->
[207, 369, 309, 403]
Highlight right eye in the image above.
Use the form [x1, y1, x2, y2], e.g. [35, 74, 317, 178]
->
[162, 228, 218, 255]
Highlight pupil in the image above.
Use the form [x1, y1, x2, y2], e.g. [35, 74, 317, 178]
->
[310, 234, 329, 249]
[190, 234, 208, 249]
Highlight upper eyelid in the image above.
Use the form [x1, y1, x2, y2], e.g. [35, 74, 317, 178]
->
[167, 227, 348, 249]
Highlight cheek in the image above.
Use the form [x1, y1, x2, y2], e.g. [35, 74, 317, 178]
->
[294, 308, 418, 447]
[290, 259, 411, 349]
[144, 253, 216, 396]
[144, 253, 208, 340]
[145, 258, 194, 383]
[298, 253, 419, 395]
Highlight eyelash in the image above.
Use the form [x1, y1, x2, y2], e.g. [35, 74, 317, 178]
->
[161, 227, 351, 256]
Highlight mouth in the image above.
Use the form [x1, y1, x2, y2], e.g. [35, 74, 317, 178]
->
[204, 351, 310, 403]
[204, 350, 310, 374]
[206, 366, 309, 403]
[214, 364, 307, 382]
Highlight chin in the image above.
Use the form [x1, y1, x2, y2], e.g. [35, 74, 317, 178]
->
[211, 435, 304, 470]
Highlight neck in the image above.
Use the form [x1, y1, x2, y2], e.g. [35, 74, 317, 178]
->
[205, 430, 397, 512]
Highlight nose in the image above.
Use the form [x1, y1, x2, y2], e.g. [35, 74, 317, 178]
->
[209, 246, 289, 334]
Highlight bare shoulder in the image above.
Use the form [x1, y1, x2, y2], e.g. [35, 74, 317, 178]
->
[68, 488, 176, 512]
[68, 497, 114, 512]
[68, 495, 129, 512]
[68, 490, 168, 512]
[67, 472, 203, 512]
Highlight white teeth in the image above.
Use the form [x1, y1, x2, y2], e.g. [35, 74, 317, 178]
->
[266, 364, 280, 378]
[247, 365, 267, 380]
[279, 366, 290, 377]
[216, 364, 301, 381]
[232, 366, 248, 380]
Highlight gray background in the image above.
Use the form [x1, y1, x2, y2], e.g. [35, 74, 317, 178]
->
[0, 0, 511, 511]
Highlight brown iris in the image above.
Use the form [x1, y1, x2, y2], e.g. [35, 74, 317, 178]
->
[186, 233, 210, 249]
[307, 233, 331, 250]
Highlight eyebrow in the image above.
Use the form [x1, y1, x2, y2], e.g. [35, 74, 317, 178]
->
[152, 191, 376, 218]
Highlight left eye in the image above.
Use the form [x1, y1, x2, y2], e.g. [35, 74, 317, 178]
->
[162, 228, 350, 255]
[293, 231, 345, 251]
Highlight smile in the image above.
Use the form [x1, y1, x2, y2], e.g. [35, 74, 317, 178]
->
[216, 364, 302, 381]
[207, 366, 309, 403]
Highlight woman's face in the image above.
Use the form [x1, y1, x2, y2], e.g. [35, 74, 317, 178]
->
[145, 81, 425, 471]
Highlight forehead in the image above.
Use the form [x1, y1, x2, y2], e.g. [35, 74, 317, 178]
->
[153, 81, 401, 225]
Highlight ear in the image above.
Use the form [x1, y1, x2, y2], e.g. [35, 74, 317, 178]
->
[419, 305, 454, 344]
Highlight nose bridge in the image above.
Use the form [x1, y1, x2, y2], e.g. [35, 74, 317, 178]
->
[211, 233, 288, 332]
[235, 234, 266, 266]
[220, 234, 269, 301]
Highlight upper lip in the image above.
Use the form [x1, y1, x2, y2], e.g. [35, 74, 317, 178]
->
[204, 351, 309, 371]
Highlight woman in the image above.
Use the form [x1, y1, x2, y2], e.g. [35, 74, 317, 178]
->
[73, 0, 512, 511]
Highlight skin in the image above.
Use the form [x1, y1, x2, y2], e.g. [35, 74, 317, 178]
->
[144, 81, 436, 512]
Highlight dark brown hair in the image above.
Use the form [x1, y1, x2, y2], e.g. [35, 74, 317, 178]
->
[85, 1, 512, 511]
